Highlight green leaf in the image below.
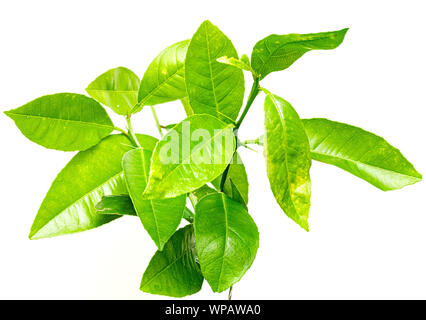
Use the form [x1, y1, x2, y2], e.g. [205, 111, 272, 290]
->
[123, 148, 186, 250]
[134, 40, 190, 113]
[216, 56, 252, 72]
[4, 93, 114, 151]
[96, 194, 195, 223]
[194, 193, 259, 293]
[185, 20, 245, 123]
[143, 114, 236, 199]
[95, 195, 137, 216]
[29, 134, 158, 239]
[140, 225, 203, 297]
[264, 94, 311, 231]
[251, 28, 348, 79]
[86, 67, 140, 115]
[211, 152, 249, 206]
[302, 118, 422, 190]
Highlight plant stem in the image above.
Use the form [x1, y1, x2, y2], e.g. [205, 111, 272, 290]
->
[126, 115, 141, 148]
[114, 126, 128, 136]
[183, 207, 195, 223]
[234, 77, 260, 130]
[150, 106, 164, 138]
[242, 135, 264, 146]
[219, 78, 261, 192]
[243, 140, 259, 146]
[228, 285, 233, 300]
[240, 144, 258, 153]
[222, 79, 261, 300]
[219, 78, 261, 193]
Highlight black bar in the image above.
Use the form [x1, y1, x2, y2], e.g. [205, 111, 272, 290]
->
[0, 300, 422, 318]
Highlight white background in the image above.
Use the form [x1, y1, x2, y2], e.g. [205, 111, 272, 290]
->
[0, 0, 425, 299]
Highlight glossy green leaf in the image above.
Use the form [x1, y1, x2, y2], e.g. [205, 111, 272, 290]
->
[86, 67, 140, 115]
[95, 195, 137, 216]
[185, 20, 245, 123]
[143, 114, 236, 199]
[211, 152, 249, 205]
[134, 40, 189, 113]
[264, 94, 311, 231]
[302, 118, 422, 190]
[123, 148, 186, 250]
[4, 93, 114, 151]
[140, 225, 203, 297]
[29, 134, 158, 239]
[252, 28, 348, 79]
[194, 193, 259, 293]
[96, 194, 195, 223]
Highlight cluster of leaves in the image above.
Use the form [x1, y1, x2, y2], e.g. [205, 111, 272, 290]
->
[5, 20, 422, 298]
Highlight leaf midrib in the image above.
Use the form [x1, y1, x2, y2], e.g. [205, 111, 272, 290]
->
[141, 246, 193, 289]
[228, 178, 247, 205]
[148, 124, 234, 192]
[204, 23, 220, 119]
[140, 149, 162, 247]
[31, 171, 124, 237]
[6, 112, 114, 130]
[267, 95, 295, 212]
[139, 67, 184, 107]
[257, 34, 340, 75]
[311, 149, 421, 179]
[216, 193, 229, 290]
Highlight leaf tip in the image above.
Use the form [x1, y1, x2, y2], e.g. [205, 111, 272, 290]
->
[139, 277, 157, 295]
[414, 168, 422, 180]
[201, 19, 213, 26]
[3, 110, 12, 118]
[297, 218, 310, 232]
[337, 28, 350, 42]
[28, 230, 38, 240]
[139, 281, 148, 293]
[94, 202, 104, 212]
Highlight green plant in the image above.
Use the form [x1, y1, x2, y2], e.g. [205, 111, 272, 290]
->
[4, 20, 422, 298]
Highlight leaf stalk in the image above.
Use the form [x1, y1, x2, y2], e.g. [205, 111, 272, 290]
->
[126, 115, 141, 148]
[151, 106, 164, 138]
[235, 77, 260, 130]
